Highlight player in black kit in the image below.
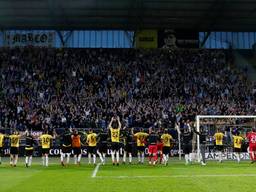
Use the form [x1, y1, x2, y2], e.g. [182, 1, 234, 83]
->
[60, 128, 72, 166]
[25, 130, 37, 167]
[122, 128, 134, 164]
[181, 126, 193, 165]
[97, 129, 109, 165]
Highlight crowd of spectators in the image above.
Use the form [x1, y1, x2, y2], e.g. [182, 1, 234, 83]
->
[0, 48, 255, 131]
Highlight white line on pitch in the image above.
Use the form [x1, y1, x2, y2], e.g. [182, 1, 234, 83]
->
[96, 174, 256, 179]
[91, 163, 101, 178]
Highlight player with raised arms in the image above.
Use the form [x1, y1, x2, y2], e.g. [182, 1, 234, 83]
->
[39, 130, 54, 167]
[122, 127, 134, 164]
[97, 128, 108, 165]
[108, 115, 121, 166]
[9, 130, 22, 167]
[60, 128, 72, 167]
[25, 130, 37, 167]
[86, 128, 97, 165]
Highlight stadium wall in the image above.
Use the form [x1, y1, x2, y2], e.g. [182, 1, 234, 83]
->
[0, 30, 134, 48]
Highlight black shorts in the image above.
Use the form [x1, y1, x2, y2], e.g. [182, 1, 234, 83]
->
[25, 149, 33, 156]
[216, 145, 224, 151]
[73, 147, 81, 155]
[183, 143, 192, 154]
[41, 148, 50, 154]
[111, 142, 120, 151]
[87, 146, 96, 154]
[98, 143, 108, 153]
[137, 146, 145, 152]
[0, 147, 2, 155]
[125, 143, 133, 153]
[234, 148, 241, 153]
[10, 147, 19, 155]
[163, 146, 170, 155]
[62, 146, 72, 154]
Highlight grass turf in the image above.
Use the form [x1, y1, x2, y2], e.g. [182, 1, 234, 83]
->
[0, 157, 256, 192]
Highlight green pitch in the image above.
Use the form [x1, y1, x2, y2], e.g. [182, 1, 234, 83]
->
[0, 157, 256, 192]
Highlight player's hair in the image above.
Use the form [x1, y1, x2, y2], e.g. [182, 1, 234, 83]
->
[164, 129, 168, 134]
[44, 129, 48, 134]
[252, 128, 256, 132]
[88, 128, 93, 133]
[112, 121, 118, 129]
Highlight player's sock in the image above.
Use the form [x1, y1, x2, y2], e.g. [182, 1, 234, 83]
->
[42, 156, 45, 166]
[236, 153, 240, 163]
[45, 156, 49, 167]
[111, 151, 115, 163]
[188, 153, 192, 162]
[141, 153, 145, 163]
[163, 154, 166, 163]
[123, 152, 126, 163]
[25, 156, 29, 165]
[60, 153, 64, 163]
[166, 154, 169, 163]
[10, 156, 13, 166]
[218, 152, 222, 162]
[103, 153, 106, 164]
[97, 151, 104, 163]
[129, 153, 132, 163]
[116, 151, 120, 163]
[93, 154, 96, 164]
[14, 155, 18, 165]
[160, 153, 163, 163]
[185, 154, 189, 164]
[66, 154, 70, 164]
[137, 153, 141, 163]
[29, 156, 32, 166]
[153, 153, 158, 162]
[88, 153, 92, 164]
[74, 155, 77, 164]
[78, 154, 81, 163]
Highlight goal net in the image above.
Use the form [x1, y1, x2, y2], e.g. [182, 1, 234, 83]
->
[195, 115, 256, 162]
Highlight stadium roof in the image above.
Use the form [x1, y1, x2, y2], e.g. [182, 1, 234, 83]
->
[1, 0, 256, 31]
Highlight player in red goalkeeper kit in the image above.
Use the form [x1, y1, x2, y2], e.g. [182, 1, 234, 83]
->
[247, 128, 256, 163]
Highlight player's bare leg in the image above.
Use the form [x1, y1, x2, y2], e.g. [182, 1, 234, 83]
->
[14, 155, 18, 167]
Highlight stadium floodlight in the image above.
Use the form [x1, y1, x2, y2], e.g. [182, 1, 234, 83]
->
[196, 115, 256, 163]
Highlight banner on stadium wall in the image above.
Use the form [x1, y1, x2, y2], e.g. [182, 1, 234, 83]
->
[205, 152, 250, 160]
[135, 30, 158, 48]
[3, 31, 56, 47]
[158, 29, 199, 48]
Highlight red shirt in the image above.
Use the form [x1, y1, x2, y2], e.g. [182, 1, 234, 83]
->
[247, 132, 256, 145]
